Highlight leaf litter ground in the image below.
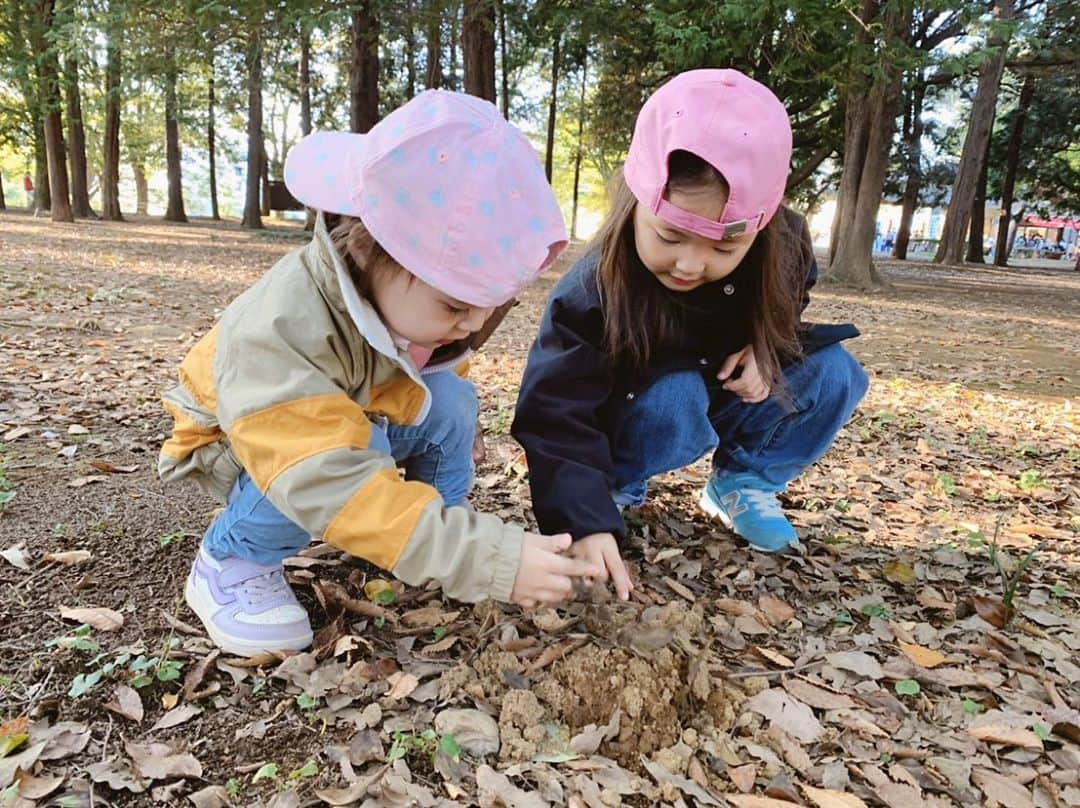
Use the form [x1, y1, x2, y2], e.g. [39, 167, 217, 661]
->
[0, 211, 1078, 807]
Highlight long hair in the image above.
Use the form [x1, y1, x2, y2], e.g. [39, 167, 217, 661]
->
[593, 151, 802, 392]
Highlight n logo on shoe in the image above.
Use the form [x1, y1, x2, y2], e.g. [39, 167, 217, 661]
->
[719, 491, 748, 517]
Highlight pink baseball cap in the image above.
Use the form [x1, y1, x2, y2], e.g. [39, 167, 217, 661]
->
[284, 90, 567, 307]
[623, 69, 793, 240]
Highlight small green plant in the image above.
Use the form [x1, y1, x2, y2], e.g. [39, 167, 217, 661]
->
[934, 473, 957, 497]
[1050, 584, 1068, 598]
[51, 523, 68, 538]
[65, 636, 185, 698]
[296, 693, 319, 712]
[833, 609, 855, 627]
[225, 778, 243, 800]
[1032, 723, 1050, 741]
[386, 729, 460, 765]
[860, 603, 891, 620]
[251, 763, 279, 783]
[966, 427, 989, 448]
[158, 532, 185, 548]
[871, 411, 895, 430]
[0, 455, 15, 513]
[985, 521, 1039, 615]
[1017, 445, 1039, 458]
[47, 624, 100, 653]
[1016, 470, 1042, 492]
[894, 679, 920, 697]
[288, 761, 319, 781]
[983, 490, 1003, 503]
[432, 626, 448, 642]
[962, 698, 982, 715]
[833, 499, 851, 513]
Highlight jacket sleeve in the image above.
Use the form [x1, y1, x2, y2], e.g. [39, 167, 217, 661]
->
[511, 264, 625, 541]
[212, 285, 521, 604]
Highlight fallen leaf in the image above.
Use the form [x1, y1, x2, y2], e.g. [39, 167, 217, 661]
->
[42, 550, 92, 565]
[972, 595, 1012, 628]
[434, 708, 500, 757]
[825, 650, 884, 679]
[59, 606, 123, 631]
[420, 634, 459, 655]
[125, 741, 202, 780]
[753, 646, 795, 668]
[37, 722, 91, 760]
[150, 703, 202, 731]
[85, 758, 145, 793]
[188, 785, 231, 808]
[88, 460, 138, 473]
[757, 595, 795, 624]
[0, 742, 45, 790]
[898, 641, 947, 669]
[882, 561, 916, 585]
[642, 758, 723, 806]
[67, 424, 89, 435]
[68, 475, 108, 488]
[16, 773, 65, 800]
[728, 763, 757, 792]
[384, 671, 419, 701]
[783, 679, 857, 711]
[400, 607, 460, 628]
[744, 688, 824, 744]
[723, 796, 796, 807]
[967, 724, 1043, 750]
[476, 764, 550, 808]
[568, 708, 621, 755]
[972, 768, 1034, 808]
[1, 544, 31, 571]
[104, 685, 143, 723]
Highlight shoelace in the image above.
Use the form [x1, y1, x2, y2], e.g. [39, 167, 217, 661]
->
[739, 488, 784, 517]
[235, 569, 291, 607]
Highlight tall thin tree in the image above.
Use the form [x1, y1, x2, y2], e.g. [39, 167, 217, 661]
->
[462, 0, 496, 101]
[349, 1, 380, 133]
[993, 74, 1035, 266]
[64, 55, 95, 218]
[163, 45, 188, 222]
[207, 50, 220, 220]
[544, 30, 561, 182]
[34, 0, 73, 223]
[102, 10, 123, 221]
[242, 21, 264, 229]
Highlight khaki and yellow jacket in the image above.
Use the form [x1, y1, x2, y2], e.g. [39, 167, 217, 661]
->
[158, 215, 523, 603]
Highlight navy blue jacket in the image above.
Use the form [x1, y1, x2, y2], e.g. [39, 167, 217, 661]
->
[511, 208, 858, 542]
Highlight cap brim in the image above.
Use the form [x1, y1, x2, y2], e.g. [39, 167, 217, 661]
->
[284, 131, 369, 216]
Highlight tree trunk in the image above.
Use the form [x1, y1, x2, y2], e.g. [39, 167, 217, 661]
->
[35, 0, 73, 223]
[933, 0, 1014, 265]
[208, 53, 220, 221]
[893, 76, 926, 260]
[425, 0, 442, 88]
[545, 32, 561, 182]
[242, 24, 264, 229]
[498, 0, 508, 117]
[571, 52, 587, 240]
[102, 33, 123, 220]
[300, 26, 315, 231]
[994, 73, 1034, 266]
[829, 0, 910, 288]
[462, 0, 496, 102]
[164, 50, 188, 223]
[64, 56, 95, 218]
[448, 3, 459, 90]
[405, 0, 417, 98]
[966, 137, 990, 263]
[0, 174, 5, 210]
[34, 126, 51, 213]
[133, 162, 148, 214]
[260, 148, 271, 216]
[350, 2, 380, 133]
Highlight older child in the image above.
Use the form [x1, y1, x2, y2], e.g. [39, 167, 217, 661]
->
[513, 70, 868, 598]
[159, 90, 599, 656]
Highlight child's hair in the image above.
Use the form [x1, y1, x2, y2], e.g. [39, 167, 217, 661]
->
[592, 150, 802, 392]
[326, 214, 410, 302]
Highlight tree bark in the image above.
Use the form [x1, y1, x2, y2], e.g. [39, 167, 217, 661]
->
[64, 56, 95, 218]
[349, 2, 380, 133]
[498, 0, 508, 117]
[242, 23, 264, 229]
[462, 0, 496, 102]
[405, 0, 417, 98]
[34, 125, 51, 213]
[102, 28, 123, 221]
[966, 137, 990, 263]
[300, 26, 315, 230]
[425, 0, 442, 88]
[893, 76, 926, 260]
[0, 174, 5, 210]
[261, 148, 271, 216]
[933, 0, 1014, 265]
[35, 0, 73, 223]
[133, 162, 148, 214]
[829, 0, 910, 288]
[994, 73, 1034, 266]
[208, 52, 220, 221]
[448, 3, 459, 90]
[164, 49, 188, 223]
[544, 31, 561, 182]
[571, 51, 587, 240]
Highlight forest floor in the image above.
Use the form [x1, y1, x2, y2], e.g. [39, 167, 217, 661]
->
[1, 210, 1078, 808]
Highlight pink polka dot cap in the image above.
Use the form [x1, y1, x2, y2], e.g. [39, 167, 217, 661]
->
[284, 90, 568, 307]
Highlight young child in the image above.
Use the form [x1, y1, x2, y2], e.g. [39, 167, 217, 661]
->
[512, 70, 869, 598]
[158, 90, 600, 656]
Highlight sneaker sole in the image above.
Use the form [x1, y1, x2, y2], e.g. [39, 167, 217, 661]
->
[698, 488, 801, 555]
[185, 571, 313, 657]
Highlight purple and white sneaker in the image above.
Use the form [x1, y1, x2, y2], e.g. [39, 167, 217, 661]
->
[184, 546, 313, 656]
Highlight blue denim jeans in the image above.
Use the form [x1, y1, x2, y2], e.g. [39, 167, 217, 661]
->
[609, 344, 869, 506]
[202, 371, 478, 564]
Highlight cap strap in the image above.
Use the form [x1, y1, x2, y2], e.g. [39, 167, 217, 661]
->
[654, 198, 767, 240]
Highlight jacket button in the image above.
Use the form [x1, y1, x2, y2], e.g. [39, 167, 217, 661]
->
[699, 357, 709, 365]
[626, 392, 635, 400]
[723, 283, 735, 295]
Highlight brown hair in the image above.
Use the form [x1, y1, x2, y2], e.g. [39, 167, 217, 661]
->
[593, 151, 802, 392]
[326, 214, 408, 302]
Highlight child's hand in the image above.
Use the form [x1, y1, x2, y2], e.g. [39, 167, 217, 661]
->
[570, 533, 633, 601]
[512, 533, 604, 608]
[719, 345, 770, 403]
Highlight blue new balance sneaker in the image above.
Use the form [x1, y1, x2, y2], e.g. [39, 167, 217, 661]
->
[699, 471, 800, 553]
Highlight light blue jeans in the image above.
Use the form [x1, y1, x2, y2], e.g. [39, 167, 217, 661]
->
[609, 344, 868, 505]
[202, 371, 478, 565]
